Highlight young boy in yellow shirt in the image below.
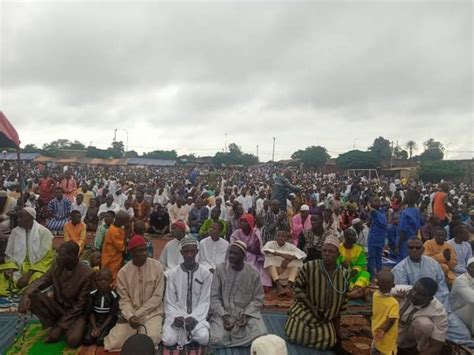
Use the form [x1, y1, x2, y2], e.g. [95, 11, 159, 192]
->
[371, 269, 399, 354]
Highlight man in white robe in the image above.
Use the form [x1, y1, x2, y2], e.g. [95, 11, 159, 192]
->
[162, 236, 212, 347]
[160, 221, 189, 272]
[199, 222, 229, 272]
[104, 235, 165, 351]
[262, 229, 306, 295]
[450, 257, 474, 335]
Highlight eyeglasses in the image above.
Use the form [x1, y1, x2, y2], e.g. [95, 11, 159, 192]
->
[408, 246, 422, 250]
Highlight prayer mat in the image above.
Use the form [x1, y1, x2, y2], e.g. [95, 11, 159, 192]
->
[212, 310, 335, 355]
[344, 298, 373, 315]
[263, 288, 293, 309]
[0, 313, 24, 353]
[0, 295, 20, 313]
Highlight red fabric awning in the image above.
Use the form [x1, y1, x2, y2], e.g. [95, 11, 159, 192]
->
[0, 112, 20, 148]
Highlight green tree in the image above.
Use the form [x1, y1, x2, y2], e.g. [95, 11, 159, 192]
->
[405, 140, 417, 159]
[419, 161, 464, 182]
[393, 146, 408, 160]
[124, 150, 139, 158]
[86, 146, 110, 159]
[213, 142, 258, 166]
[22, 144, 40, 153]
[142, 150, 178, 160]
[420, 139, 444, 162]
[291, 146, 330, 169]
[336, 150, 378, 169]
[369, 136, 392, 163]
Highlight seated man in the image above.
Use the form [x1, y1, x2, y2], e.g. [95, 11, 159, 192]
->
[71, 193, 88, 220]
[199, 222, 229, 273]
[398, 278, 448, 354]
[337, 228, 370, 299]
[450, 257, 474, 336]
[148, 204, 170, 236]
[209, 241, 268, 347]
[285, 234, 350, 350]
[262, 229, 306, 295]
[393, 238, 474, 348]
[448, 225, 473, 277]
[84, 198, 99, 232]
[104, 234, 165, 350]
[0, 207, 54, 296]
[64, 210, 87, 254]
[162, 236, 212, 347]
[18, 241, 93, 348]
[423, 228, 457, 285]
[160, 221, 188, 271]
[0, 189, 16, 261]
[47, 187, 72, 233]
[199, 208, 227, 239]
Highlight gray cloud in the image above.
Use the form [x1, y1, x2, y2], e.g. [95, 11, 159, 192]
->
[1, 0, 472, 161]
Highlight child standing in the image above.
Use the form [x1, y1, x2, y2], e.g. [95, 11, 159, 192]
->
[83, 268, 119, 346]
[371, 269, 399, 355]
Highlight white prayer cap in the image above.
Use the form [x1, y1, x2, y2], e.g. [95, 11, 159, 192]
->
[23, 207, 37, 220]
[300, 204, 310, 211]
[351, 218, 362, 226]
[180, 236, 199, 249]
[251, 335, 287, 355]
[467, 257, 474, 267]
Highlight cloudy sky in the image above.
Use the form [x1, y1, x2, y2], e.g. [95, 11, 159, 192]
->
[1, 0, 472, 161]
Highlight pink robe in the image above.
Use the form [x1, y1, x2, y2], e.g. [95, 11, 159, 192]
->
[230, 228, 272, 287]
[291, 214, 312, 245]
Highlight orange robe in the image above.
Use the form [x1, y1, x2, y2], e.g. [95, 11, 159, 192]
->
[101, 224, 125, 284]
[63, 221, 87, 254]
[423, 239, 457, 284]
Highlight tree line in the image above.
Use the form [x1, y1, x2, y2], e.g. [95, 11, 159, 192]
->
[20, 136, 463, 181]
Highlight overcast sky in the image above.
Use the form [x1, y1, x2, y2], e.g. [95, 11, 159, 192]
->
[1, 0, 472, 161]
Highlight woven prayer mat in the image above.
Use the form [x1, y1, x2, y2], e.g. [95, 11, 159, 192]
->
[212, 309, 335, 355]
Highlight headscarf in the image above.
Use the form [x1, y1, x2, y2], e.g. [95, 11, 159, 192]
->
[23, 207, 37, 220]
[239, 213, 255, 232]
[467, 257, 474, 267]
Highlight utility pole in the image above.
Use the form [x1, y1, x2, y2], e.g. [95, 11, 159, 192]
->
[256, 145, 259, 159]
[224, 133, 227, 153]
[390, 141, 394, 168]
[122, 129, 129, 154]
[272, 137, 276, 162]
[113, 128, 117, 143]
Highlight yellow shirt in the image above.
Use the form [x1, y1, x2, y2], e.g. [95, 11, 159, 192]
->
[372, 291, 399, 354]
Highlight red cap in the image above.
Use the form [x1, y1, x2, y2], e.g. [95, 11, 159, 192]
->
[128, 234, 147, 251]
[172, 220, 187, 232]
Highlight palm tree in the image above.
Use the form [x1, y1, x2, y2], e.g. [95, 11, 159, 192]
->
[406, 140, 417, 159]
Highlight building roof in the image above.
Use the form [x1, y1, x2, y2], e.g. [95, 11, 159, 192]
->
[127, 158, 176, 166]
[1, 152, 40, 161]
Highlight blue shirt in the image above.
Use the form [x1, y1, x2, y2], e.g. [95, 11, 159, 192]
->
[399, 207, 422, 238]
[368, 209, 388, 247]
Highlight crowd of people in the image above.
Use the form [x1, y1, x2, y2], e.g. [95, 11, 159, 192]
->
[0, 160, 473, 353]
